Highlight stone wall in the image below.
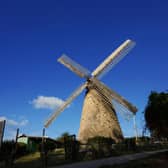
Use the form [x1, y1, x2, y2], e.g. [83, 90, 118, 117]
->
[78, 88, 123, 143]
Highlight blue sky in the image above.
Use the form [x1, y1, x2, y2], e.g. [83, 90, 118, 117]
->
[0, 0, 168, 140]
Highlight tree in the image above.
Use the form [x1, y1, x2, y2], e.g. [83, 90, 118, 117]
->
[56, 133, 79, 160]
[144, 91, 168, 139]
[56, 132, 70, 143]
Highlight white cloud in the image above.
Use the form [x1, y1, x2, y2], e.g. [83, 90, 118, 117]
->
[20, 119, 29, 126]
[31, 96, 65, 109]
[7, 119, 18, 126]
[0, 116, 29, 127]
[4, 129, 17, 140]
[0, 116, 6, 121]
[0, 116, 29, 140]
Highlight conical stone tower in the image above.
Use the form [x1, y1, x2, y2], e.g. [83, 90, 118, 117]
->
[78, 88, 124, 143]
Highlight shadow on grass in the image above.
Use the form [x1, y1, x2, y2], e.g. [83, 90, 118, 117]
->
[12, 151, 73, 168]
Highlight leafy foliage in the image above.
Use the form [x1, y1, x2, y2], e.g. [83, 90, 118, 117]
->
[144, 91, 168, 138]
[88, 136, 115, 145]
[64, 134, 80, 161]
[38, 140, 57, 152]
[123, 137, 136, 150]
[0, 141, 29, 161]
[56, 132, 70, 143]
[0, 140, 15, 155]
[16, 142, 27, 156]
[87, 136, 115, 158]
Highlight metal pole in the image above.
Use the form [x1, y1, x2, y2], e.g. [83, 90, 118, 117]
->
[11, 128, 19, 167]
[42, 128, 45, 154]
[15, 128, 19, 143]
[15, 128, 19, 156]
[41, 128, 47, 168]
[133, 115, 138, 143]
[0, 120, 6, 149]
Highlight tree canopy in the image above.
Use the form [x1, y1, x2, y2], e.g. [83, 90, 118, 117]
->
[144, 91, 168, 139]
[56, 132, 70, 143]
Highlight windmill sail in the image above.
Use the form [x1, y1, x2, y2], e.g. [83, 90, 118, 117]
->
[91, 78, 137, 113]
[91, 39, 135, 79]
[58, 54, 90, 78]
[44, 82, 87, 128]
[111, 99, 134, 121]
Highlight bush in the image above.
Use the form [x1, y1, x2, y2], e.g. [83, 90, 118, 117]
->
[123, 137, 137, 151]
[0, 140, 15, 161]
[87, 136, 115, 158]
[64, 135, 80, 161]
[0, 140, 15, 154]
[0, 141, 28, 160]
[16, 142, 27, 157]
[39, 140, 56, 152]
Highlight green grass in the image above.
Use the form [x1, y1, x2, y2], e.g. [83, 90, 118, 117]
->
[13, 148, 68, 168]
[0, 152, 42, 168]
[14, 152, 42, 168]
[15, 152, 40, 163]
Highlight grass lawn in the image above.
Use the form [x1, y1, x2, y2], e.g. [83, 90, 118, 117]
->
[0, 148, 66, 168]
[14, 152, 41, 168]
[99, 151, 168, 168]
[0, 152, 42, 168]
[13, 149, 67, 168]
[15, 152, 41, 163]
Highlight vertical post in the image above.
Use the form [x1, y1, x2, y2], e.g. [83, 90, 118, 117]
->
[133, 115, 138, 143]
[42, 128, 45, 154]
[0, 120, 6, 149]
[41, 128, 47, 168]
[15, 128, 19, 157]
[15, 128, 19, 143]
[11, 128, 19, 168]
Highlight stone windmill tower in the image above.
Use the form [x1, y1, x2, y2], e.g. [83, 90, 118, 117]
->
[44, 39, 138, 143]
[78, 84, 123, 143]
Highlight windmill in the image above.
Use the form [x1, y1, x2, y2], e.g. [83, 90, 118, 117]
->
[44, 39, 138, 143]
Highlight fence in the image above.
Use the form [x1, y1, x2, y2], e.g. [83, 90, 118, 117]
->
[0, 135, 168, 168]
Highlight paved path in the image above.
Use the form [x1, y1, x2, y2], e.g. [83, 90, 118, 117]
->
[50, 149, 168, 168]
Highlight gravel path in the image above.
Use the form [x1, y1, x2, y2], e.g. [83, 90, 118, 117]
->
[50, 149, 168, 168]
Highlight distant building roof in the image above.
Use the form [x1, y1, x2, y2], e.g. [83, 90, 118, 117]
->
[18, 134, 62, 145]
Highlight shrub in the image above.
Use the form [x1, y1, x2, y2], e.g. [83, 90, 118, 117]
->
[0, 140, 15, 154]
[16, 142, 27, 156]
[38, 140, 56, 153]
[0, 140, 15, 161]
[87, 136, 115, 158]
[64, 136, 80, 161]
[123, 137, 137, 151]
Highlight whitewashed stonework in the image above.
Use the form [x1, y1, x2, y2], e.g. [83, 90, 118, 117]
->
[78, 88, 124, 143]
